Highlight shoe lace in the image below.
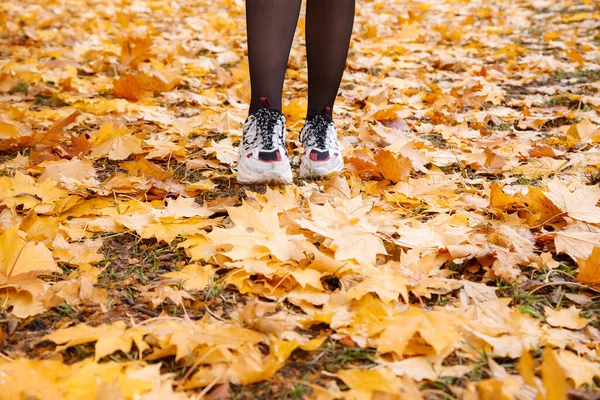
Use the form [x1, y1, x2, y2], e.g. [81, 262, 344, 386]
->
[244, 98, 285, 151]
[301, 108, 333, 150]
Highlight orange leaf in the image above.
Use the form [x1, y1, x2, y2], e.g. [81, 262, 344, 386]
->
[374, 149, 411, 183]
[113, 73, 145, 101]
[542, 348, 567, 400]
[577, 247, 600, 284]
[33, 110, 81, 147]
[119, 36, 152, 67]
[566, 49, 585, 67]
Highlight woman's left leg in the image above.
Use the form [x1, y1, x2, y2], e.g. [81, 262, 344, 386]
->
[299, 0, 355, 178]
[305, 0, 355, 118]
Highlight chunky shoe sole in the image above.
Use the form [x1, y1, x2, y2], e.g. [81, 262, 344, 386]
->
[237, 159, 293, 185]
[299, 158, 344, 179]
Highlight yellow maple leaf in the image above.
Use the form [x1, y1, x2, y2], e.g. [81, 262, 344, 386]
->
[209, 202, 304, 262]
[544, 305, 591, 330]
[556, 349, 600, 388]
[554, 230, 600, 261]
[89, 123, 143, 160]
[298, 198, 387, 266]
[43, 321, 149, 362]
[0, 226, 59, 277]
[162, 264, 215, 291]
[544, 180, 600, 224]
[542, 348, 568, 399]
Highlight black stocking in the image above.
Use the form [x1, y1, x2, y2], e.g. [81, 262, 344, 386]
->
[246, 0, 302, 114]
[306, 0, 355, 118]
[245, 0, 355, 118]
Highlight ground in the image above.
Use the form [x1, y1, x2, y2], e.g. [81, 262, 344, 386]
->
[1, 0, 600, 399]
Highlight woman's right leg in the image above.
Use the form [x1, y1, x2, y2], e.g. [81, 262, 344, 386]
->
[246, 0, 302, 114]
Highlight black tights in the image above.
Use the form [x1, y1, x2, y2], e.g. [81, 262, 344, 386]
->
[246, 0, 355, 118]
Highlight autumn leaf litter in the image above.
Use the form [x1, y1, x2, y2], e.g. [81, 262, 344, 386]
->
[1, 0, 600, 399]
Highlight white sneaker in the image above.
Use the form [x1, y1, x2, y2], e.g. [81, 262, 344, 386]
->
[236, 98, 293, 185]
[299, 109, 344, 179]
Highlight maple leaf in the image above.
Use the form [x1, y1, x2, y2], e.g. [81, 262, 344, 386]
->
[141, 285, 194, 309]
[374, 149, 411, 182]
[120, 36, 153, 67]
[38, 158, 100, 189]
[0, 272, 48, 318]
[544, 306, 591, 330]
[208, 202, 304, 262]
[576, 246, 600, 284]
[162, 264, 215, 291]
[565, 118, 600, 143]
[337, 368, 404, 399]
[43, 321, 149, 362]
[158, 196, 213, 219]
[554, 230, 600, 261]
[0, 226, 59, 278]
[556, 349, 600, 388]
[489, 182, 525, 211]
[297, 198, 387, 266]
[89, 123, 144, 160]
[205, 136, 237, 166]
[511, 157, 567, 179]
[114, 73, 146, 101]
[52, 235, 104, 266]
[141, 218, 215, 245]
[544, 180, 600, 223]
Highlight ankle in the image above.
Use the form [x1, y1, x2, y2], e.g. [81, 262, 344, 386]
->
[306, 106, 333, 121]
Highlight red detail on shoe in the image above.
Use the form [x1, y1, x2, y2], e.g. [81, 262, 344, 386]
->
[247, 153, 253, 158]
[258, 150, 282, 162]
[260, 97, 270, 109]
[309, 152, 330, 162]
[322, 106, 332, 116]
[334, 153, 339, 157]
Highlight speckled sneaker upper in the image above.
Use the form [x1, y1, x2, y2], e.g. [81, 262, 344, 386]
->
[299, 108, 343, 178]
[237, 98, 292, 184]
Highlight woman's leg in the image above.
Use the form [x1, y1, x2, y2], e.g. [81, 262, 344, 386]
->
[305, 0, 355, 118]
[246, 0, 302, 114]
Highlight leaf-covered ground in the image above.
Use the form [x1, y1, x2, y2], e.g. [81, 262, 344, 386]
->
[1, 0, 600, 398]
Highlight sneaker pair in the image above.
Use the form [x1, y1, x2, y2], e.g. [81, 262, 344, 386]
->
[236, 98, 343, 184]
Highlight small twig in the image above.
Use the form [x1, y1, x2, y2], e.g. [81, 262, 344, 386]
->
[133, 315, 186, 327]
[196, 368, 227, 398]
[133, 305, 160, 318]
[376, 230, 437, 250]
[280, 378, 337, 396]
[177, 345, 228, 389]
[527, 281, 598, 295]
[7, 243, 27, 278]
[421, 389, 457, 400]
[529, 212, 568, 230]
